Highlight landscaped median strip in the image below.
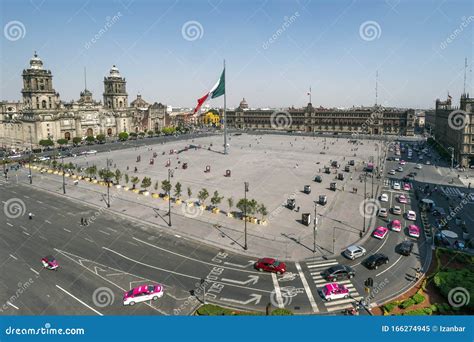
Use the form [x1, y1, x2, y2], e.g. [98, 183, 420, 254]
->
[28, 163, 269, 226]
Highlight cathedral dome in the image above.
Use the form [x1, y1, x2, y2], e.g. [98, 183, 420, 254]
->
[29, 52, 43, 70]
[239, 97, 248, 109]
[109, 65, 121, 78]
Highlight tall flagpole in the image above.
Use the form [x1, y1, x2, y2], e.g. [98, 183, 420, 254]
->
[223, 59, 228, 155]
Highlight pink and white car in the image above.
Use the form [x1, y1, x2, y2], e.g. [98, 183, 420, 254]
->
[123, 284, 164, 306]
[321, 283, 350, 301]
[403, 183, 411, 191]
[399, 160, 406, 165]
[373, 226, 389, 239]
[398, 194, 408, 204]
[406, 210, 417, 221]
[390, 219, 402, 232]
[408, 225, 420, 238]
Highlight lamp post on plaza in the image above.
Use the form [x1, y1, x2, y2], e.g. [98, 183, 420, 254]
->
[168, 168, 173, 227]
[62, 153, 66, 194]
[363, 171, 367, 233]
[28, 134, 33, 184]
[244, 182, 249, 250]
[313, 201, 318, 254]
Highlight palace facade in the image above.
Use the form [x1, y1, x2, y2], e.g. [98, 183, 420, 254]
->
[0, 53, 167, 149]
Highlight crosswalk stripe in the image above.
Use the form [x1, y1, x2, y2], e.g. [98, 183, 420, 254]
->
[325, 297, 360, 307]
[307, 261, 338, 268]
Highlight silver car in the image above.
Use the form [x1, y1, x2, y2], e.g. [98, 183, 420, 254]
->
[344, 245, 367, 260]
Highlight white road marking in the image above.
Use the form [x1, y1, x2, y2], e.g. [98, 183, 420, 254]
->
[30, 268, 40, 275]
[106, 227, 118, 233]
[23, 231, 30, 236]
[20, 225, 27, 230]
[221, 275, 259, 285]
[84, 237, 94, 243]
[63, 228, 71, 233]
[55, 285, 103, 316]
[6, 302, 19, 310]
[373, 234, 390, 254]
[223, 260, 255, 268]
[127, 241, 138, 246]
[174, 234, 181, 238]
[99, 230, 111, 236]
[306, 261, 338, 268]
[376, 255, 403, 277]
[38, 235, 47, 240]
[9, 254, 18, 260]
[45, 220, 52, 224]
[271, 273, 284, 308]
[220, 293, 262, 305]
[324, 296, 363, 307]
[295, 262, 319, 313]
[36, 200, 43, 204]
[6, 222, 13, 227]
[24, 195, 30, 199]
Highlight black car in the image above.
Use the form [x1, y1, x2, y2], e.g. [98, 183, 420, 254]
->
[398, 241, 414, 256]
[321, 265, 355, 281]
[364, 253, 389, 270]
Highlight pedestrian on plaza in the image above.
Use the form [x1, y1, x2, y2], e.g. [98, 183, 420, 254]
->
[81, 218, 84, 226]
[28, 212, 33, 220]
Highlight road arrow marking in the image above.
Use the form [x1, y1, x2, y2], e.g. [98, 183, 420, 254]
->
[221, 275, 259, 285]
[223, 260, 255, 268]
[220, 293, 262, 305]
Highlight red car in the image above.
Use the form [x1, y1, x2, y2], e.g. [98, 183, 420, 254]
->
[255, 258, 286, 274]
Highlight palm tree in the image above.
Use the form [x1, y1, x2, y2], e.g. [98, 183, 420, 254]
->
[257, 203, 268, 221]
[174, 182, 182, 199]
[161, 180, 172, 195]
[210, 191, 223, 208]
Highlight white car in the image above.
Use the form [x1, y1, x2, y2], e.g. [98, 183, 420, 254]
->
[406, 210, 417, 221]
[123, 284, 164, 306]
[388, 170, 396, 175]
[415, 164, 422, 169]
[426, 160, 431, 165]
[393, 182, 401, 190]
[86, 150, 97, 155]
[344, 245, 367, 260]
[380, 193, 389, 202]
[397, 166, 403, 172]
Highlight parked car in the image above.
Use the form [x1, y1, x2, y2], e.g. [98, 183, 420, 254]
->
[319, 194, 327, 206]
[364, 254, 389, 270]
[303, 185, 311, 194]
[343, 245, 367, 260]
[322, 265, 355, 281]
[388, 169, 396, 175]
[255, 258, 286, 274]
[397, 166, 404, 172]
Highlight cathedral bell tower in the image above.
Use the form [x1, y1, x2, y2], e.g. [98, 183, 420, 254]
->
[103, 65, 128, 110]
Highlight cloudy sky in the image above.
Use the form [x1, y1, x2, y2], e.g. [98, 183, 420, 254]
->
[1, 0, 472, 109]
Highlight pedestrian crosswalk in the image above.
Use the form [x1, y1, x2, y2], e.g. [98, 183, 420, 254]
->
[440, 186, 471, 198]
[305, 258, 363, 313]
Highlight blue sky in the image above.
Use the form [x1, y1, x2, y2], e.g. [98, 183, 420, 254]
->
[1, 0, 472, 109]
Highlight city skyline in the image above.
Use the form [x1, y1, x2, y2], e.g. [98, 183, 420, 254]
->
[1, 0, 473, 109]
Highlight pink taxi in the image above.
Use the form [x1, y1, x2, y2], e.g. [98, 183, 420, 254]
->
[408, 225, 420, 238]
[398, 194, 408, 204]
[123, 284, 164, 306]
[373, 226, 389, 240]
[321, 283, 350, 301]
[390, 220, 402, 232]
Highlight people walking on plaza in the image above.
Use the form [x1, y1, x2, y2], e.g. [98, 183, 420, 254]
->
[28, 212, 33, 220]
[81, 218, 84, 226]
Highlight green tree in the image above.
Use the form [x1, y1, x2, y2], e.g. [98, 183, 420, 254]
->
[118, 132, 129, 141]
[39, 139, 54, 148]
[129, 132, 138, 139]
[86, 135, 95, 144]
[96, 134, 106, 143]
[227, 197, 234, 213]
[161, 180, 172, 194]
[124, 173, 129, 184]
[57, 138, 68, 146]
[138, 132, 146, 138]
[197, 188, 209, 206]
[86, 165, 97, 178]
[141, 176, 152, 190]
[187, 186, 192, 199]
[98, 169, 114, 181]
[236, 198, 257, 217]
[72, 137, 82, 145]
[51, 160, 58, 168]
[147, 130, 154, 137]
[257, 203, 268, 220]
[131, 176, 139, 189]
[174, 182, 182, 199]
[210, 191, 224, 208]
[248, 199, 258, 216]
[114, 169, 122, 184]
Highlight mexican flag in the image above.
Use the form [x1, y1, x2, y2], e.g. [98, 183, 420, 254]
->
[193, 68, 225, 114]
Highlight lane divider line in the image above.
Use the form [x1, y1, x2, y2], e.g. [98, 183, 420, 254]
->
[55, 285, 103, 316]
[295, 262, 319, 313]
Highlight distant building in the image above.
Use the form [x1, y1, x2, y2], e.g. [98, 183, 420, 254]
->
[433, 94, 474, 167]
[416, 112, 425, 128]
[226, 100, 415, 136]
[0, 53, 167, 149]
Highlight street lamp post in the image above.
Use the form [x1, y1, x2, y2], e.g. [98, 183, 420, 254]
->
[106, 158, 111, 208]
[62, 154, 66, 194]
[168, 168, 173, 226]
[313, 201, 318, 254]
[28, 140, 33, 184]
[244, 182, 249, 250]
[363, 171, 367, 233]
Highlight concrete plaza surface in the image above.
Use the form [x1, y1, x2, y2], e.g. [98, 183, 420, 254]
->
[32, 133, 386, 261]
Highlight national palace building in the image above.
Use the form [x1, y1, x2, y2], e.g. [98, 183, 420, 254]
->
[225, 98, 415, 136]
[0, 53, 167, 149]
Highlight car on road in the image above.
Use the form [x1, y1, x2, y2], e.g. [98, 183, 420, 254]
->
[255, 258, 286, 274]
[390, 219, 402, 232]
[399, 160, 406, 165]
[398, 194, 408, 204]
[388, 169, 396, 175]
[320, 283, 350, 301]
[378, 208, 388, 218]
[364, 253, 389, 270]
[408, 224, 420, 238]
[86, 150, 98, 155]
[322, 265, 355, 281]
[391, 206, 402, 215]
[415, 164, 422, 169]
[373, 226, 389, 239]
[397, 166, 404, 172]
[380, 193, 389, 202]
[403, 183, 411, 191]
[393, 182, 401, 190]
[123, 284, 164, 306]
[343, 245, 367, 260]
[426, 160, 431, 165]
[398, 240, 414, 256]
[406, 210, 417, 221]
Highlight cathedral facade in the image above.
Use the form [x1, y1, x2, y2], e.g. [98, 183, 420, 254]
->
[0, 53, 167, 149]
